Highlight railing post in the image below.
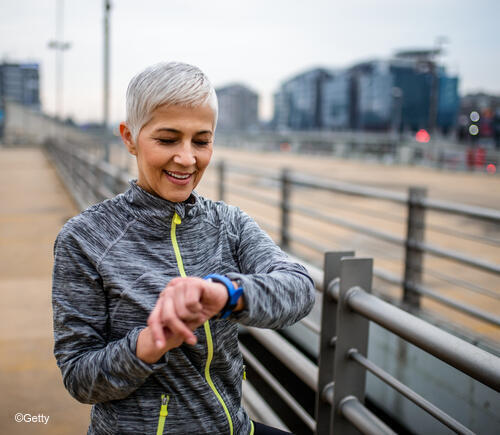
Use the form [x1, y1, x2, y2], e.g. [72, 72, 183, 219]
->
[218, 160, 225, 202]
[403, 186, 427, 311]
[332, 257, 373, 435]
[280, 168, 291, 250]
[315, 251, 354, 435]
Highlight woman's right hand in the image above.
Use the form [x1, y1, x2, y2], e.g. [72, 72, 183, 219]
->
[136, 276, 230, 364]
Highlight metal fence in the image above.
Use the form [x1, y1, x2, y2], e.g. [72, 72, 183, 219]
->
[45, 141, 500, 433]
[213, 160, 500, 346]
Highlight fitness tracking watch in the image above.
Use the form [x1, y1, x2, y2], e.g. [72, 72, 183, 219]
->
[204, 274, 243, 319]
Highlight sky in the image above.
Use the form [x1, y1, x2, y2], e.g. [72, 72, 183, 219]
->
[1, 0, 499, 124]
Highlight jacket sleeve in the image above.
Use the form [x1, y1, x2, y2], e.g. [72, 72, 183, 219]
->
[225, 209, 315, 329]
[52, 227, 167, 404]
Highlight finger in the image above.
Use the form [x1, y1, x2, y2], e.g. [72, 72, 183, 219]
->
[172, 284, 196, 321]
[148, 300, 167, 349]
[184, 284, 203, 313]
[161, 296, 197, 345]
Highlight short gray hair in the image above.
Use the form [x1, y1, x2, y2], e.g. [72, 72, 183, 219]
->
[125, 62, 218, 141]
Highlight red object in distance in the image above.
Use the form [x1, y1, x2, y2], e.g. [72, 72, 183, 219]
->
[416, 129, 430, 143]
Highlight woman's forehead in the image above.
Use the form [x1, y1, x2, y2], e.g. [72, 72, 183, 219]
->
[147, 103, 215, 132]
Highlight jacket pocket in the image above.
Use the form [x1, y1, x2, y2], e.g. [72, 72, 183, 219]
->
[156, 394, 170, 435]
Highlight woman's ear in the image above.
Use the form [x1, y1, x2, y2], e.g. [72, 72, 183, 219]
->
[120, 122, 137, 156]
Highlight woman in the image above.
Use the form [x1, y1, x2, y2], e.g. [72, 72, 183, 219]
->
[52, 62, 315, 434]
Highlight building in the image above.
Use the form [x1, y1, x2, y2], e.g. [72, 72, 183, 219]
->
[0, 62, 41, 137]
[348, 52, 459, 133]
[321, 70, 351, 130]
[0, 62, 40, 109]
[273, 68, 333, 131]
[272, 51, 459, 133]
[215, 84, 259, 132]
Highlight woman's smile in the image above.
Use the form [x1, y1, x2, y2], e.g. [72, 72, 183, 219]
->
[163, 169, 195, 185]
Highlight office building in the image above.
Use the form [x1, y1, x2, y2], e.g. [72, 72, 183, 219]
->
[273, 68, 333, 131]
[0, 62, 40, 109]
[215, 84, 259, 132]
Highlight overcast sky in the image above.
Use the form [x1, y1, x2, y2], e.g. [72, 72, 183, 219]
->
[1, 0, 499, 124]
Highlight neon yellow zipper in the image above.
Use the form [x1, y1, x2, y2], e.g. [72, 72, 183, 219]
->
[170, 212, 234, 435]
[156, 394, 169, 435]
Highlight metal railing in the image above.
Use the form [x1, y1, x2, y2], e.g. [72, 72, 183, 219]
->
[315, 252, 500, 434]
[240, 252, 500, 434]
[214, 160, 500, 336]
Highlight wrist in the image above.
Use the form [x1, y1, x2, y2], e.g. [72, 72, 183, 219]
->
[204, 274, 244, 319]
[232, 282, 245, 312]
[136, 327, 178, 364]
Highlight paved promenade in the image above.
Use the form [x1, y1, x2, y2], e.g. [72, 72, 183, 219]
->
[0, 148, 90, 434]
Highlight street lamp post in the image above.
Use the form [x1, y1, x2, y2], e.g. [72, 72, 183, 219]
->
[103, 0, 112, 162]
[47, 0, 71, 121]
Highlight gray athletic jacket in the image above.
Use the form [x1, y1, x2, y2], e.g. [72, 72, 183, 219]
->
[52, 180, 315, 434]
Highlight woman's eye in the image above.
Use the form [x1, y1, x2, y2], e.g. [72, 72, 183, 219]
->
[194, 141, 209, 146]
[157, 139, 176, 144]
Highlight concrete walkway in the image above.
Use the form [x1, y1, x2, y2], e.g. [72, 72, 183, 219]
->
[0, 147, 90, 434]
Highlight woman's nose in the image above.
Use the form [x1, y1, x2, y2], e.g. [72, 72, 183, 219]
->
[173, 142, 196, 166]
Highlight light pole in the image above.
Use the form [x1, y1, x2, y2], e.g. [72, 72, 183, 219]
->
[48, 0, 71, 121]
[103, 0, 112, 161]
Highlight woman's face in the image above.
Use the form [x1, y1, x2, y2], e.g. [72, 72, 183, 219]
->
[121, 103, 215, 203]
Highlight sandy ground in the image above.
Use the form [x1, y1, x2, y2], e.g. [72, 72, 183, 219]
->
[0, 148, 90, 434]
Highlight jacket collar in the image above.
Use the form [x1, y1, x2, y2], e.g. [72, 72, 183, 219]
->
[123, 180, 201, 225]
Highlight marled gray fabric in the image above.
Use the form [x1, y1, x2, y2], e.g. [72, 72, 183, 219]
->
[52, 180, 315, 434]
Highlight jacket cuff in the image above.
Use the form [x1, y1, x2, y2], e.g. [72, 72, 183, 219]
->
[126, 327, 169, 374]
[224, 273, 257, 324]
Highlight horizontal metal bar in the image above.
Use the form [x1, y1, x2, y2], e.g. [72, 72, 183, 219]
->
[300, 316, 321, 334]
[290, 172, 407, 205]
[288, 232, 332, 255]
[345, 286, 500, 392]
[339, 395, 397, 435]
[226, 184, 280, 208]
[424, 267, 500, 301]
[372, 267, 403, 286]
[241, 380, 290, 432]
[423, 197, 500, 223]
[408, 282, 500, 327]
[415, 240, 500, 275]
[245, 327, 318, 391]
[348, 350, 474, 435]
[223, 162, 280, 181]
[291, 203, 405, 247]
[239, 343, 316, 431]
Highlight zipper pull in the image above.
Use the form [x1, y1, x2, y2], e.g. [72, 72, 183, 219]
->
[160, 394, 170, 417]
[173, 213, 181, 225]
[243, 364, 247, 381]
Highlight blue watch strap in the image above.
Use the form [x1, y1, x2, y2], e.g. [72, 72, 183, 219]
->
[204, 274, 243, 319]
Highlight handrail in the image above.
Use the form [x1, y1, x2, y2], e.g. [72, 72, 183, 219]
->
[348, 350, 474, 435]
[245, 327, 318, 392]
[239, 343, 316, 431]
[222, 160, 500, 223]
[339, 396, 397, 435]
[217, 158, 500, 332]
[344, 285, 500, 392]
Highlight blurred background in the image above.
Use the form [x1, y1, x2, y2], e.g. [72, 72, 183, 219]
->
[0, 1, 499, 434]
